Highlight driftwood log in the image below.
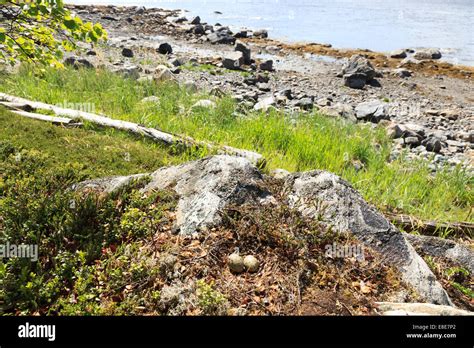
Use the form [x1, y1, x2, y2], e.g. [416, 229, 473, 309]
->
[386, 212, 473, 238]
[9, 110, 77, 126]
[0, 93, 265, 167]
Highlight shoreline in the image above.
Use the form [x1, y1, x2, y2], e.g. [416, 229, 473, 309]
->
[51, 4, 474, 169]
[69, 1, 474, 69]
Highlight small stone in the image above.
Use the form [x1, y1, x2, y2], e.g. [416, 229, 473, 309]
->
[355, 100, 390, 123]
[190, 16, 201, 25]
[158, 43, 173, 55]
[259, 59, 273, 71]
[404, 136, 421, 147]
[253, 29, 268, 38]
[393, 68, 412, 78]
[121, 47, 134, 58]
[422, 137, 442, 153]
[153, 65, 175, 82]
[243, 255, 259, 273]
[64, 56, 94, 69]
[193, 24, 205, 35]
[271, 168, 291, 179]
[228, 254, 244, 273]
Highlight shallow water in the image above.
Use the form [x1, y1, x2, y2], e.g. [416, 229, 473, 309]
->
[70, 0, 474, 66]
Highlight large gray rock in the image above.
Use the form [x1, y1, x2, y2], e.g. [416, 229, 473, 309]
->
[74, 156, 273, 236]
[421, 136, 442, 153]
[72, 174, 147, 193]
[283, 171, 452, 305]
[235, 41, 251, 65]
[319, 103, 357, 122]
[404, 233, 474, 273]
[413, 48, 442, 60]
[342, 55, 377, 89]
[343, 74, 367, 89]
[376, 302, 472, 316]
[142, 156, 273, 235]
[222, 51, 244, 70]
[355, 100, 390, 123]
[207, 31, 236, 45]
[111, 65, 140, 80]
[389, 49, 407, 59]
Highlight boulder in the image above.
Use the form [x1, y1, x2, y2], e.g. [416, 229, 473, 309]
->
[283, 171, 452, 305]
[72, 174, 147, 194]
[207, 31, 236, 45]
[355, 100, 390, 123]
[343, 74, 367, 89]
[143, 156, 273, 235]
[342, 55, 377, 89]
[320, 103, 357, 122]
[413, 48, 442, 60]
[75, 156, 272, 236]
[404, 233, 474, 273]
[389, 49, 407, 59]
[222, 51, 244, 70]
[235, 41, 251, 65]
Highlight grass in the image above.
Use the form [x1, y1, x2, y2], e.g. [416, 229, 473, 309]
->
[0, 65, 472, 224]
[0, 107, 200, 178]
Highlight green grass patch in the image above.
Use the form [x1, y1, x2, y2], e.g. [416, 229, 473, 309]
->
[0, 107, 201, 178]
[0, 65, 472, 224]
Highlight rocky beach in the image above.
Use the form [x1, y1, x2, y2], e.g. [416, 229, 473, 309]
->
[1, 2, 473, 320]
[64, 3, 474, 171]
